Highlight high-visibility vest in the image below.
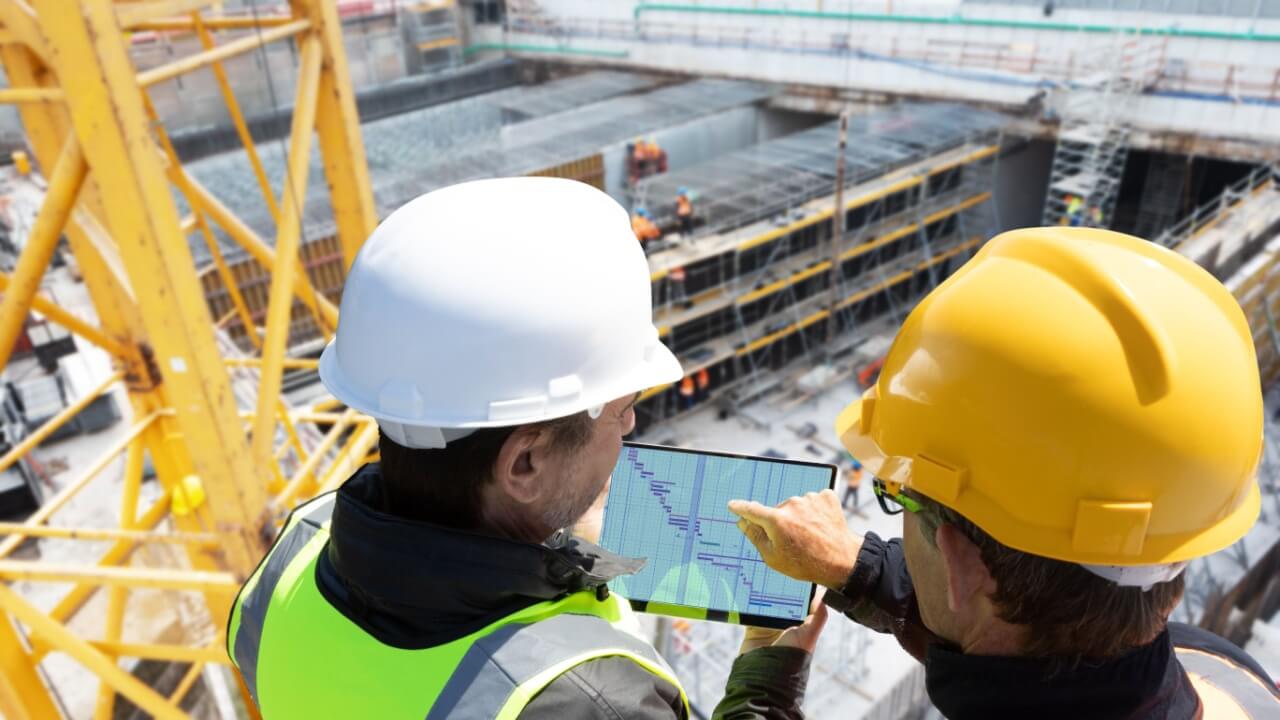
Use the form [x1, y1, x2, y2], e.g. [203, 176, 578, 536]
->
[670, 266, 687, 283]
[679, 377, 695, 397]
[676, 196, 692, 217]
[1177, 646, 1280, 717]
[228, 494, 690, 719]
[695, 369, 709, 390]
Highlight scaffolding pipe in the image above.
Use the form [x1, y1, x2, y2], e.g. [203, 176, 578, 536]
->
[828, 110, 848, 344]
[0, 137, 87, 371]
[137, 19, 311, 87]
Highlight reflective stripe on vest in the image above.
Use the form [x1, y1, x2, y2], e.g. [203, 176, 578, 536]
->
[1177, 646, 1280, 719]
[428, 612, 681, 720]
[227, 494, 689, 719]
[229, 493, 336, 705]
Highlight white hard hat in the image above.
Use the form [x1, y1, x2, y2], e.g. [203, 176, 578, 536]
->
[319, 177, 682, 449]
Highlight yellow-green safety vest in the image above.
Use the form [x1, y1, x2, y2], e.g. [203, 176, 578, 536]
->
[228, 493, 690, 719]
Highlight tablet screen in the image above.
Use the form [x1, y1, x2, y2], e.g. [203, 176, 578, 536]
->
[599, 442, 836, 628]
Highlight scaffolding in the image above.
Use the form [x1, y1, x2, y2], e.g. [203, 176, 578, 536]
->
[631, 103, 1006, 434]
[398, 0, 463, 74]
[187, 72, 742, 348]
[0, 3, 381, 717]
[1040, 32, 1164, 228]
[637, 104, 1003, 240]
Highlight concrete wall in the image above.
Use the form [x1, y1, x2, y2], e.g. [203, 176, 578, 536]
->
[503, 0, 1280, 149]
[993, 138, 1055, 231]
[601, 104, 824, 202]
[603, 104, 764, 201]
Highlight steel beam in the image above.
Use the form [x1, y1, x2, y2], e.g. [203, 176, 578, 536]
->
[0, 583, 185, 720]
[136, 19, 311, 87]
[301, 0, 378, 270]
[37, 0, 266, 576]
[0, 137, 87, 370]
[0, 614, 59, 720]
[251, 33, 323, 478]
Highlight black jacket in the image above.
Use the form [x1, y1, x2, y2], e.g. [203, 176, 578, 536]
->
[824, 532, 1280, 719]
[317, 466, 811, 719]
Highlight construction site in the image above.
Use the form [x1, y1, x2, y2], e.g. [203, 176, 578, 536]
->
[0, 0, 1278, 718]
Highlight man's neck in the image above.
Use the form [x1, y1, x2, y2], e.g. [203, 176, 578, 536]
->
[479, 500, 553, 545]
[956, 615, 1026, 656]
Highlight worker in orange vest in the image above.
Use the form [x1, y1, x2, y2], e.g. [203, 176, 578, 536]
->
[675, 187, 694, 235]
[631, 208, 660, 245]
[678, 375, 696, 410]
[695, 367, 710, 402]
[841, 460, 864, 513]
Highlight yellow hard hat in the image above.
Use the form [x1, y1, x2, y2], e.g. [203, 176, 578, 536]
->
[836, 227, 1262, 566]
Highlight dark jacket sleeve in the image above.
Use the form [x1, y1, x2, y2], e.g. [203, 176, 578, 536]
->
[519, 655, 686, 720]
[821, 532, 939, 662]
[519, 646, 812, 719]
[711, 646, 811, 720]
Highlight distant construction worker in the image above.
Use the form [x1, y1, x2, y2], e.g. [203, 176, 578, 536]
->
[840, 460, 863, 513]
[695, 367, 710, 403]
[647, 140, 666, 174]
[668, 264, 688, 307]
[1065, 194, 1084, 226]
[228, 178, 826, 719]
[675, 187, 694, 235]
[631, 207, 660, 245]
[731, 228, 1280, 718]
[678, 374, 696, 411]
[629, 136, 650, 181]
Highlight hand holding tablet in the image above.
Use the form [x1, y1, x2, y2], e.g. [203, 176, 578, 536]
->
[599, 442, 835, 628]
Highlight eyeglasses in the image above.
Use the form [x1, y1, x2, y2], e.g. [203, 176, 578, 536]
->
[873, 477, 922, 516]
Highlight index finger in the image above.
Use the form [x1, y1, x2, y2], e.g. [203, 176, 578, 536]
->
[727, 499, 779, 526]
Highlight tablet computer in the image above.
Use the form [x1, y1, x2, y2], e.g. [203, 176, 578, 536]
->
[599, 441, 836, 629]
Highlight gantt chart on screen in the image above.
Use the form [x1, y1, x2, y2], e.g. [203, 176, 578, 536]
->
[600, 445, 831, 622]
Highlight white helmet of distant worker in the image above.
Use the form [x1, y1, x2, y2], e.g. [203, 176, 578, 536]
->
[319, 177, 683, 448]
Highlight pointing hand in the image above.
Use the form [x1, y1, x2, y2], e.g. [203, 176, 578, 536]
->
[728, 489, 862, 589]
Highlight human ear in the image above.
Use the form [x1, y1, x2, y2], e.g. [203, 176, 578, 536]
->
[935, 523, 994, 614]
[492, 426, 547, 505]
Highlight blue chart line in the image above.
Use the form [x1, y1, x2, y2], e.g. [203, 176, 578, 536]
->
[600, 446, 831, 622]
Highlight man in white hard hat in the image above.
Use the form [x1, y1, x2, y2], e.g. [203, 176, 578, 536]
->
[227, 178, 826, 719]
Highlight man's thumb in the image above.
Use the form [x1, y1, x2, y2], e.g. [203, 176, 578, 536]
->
[737, 518, 773, 554]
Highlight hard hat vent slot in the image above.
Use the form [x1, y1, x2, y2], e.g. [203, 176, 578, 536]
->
[913, 454, 967, 504]
[489, 396, 548, 422]
[548, 375, 584, 401]
[1072, 500, 1152, 557]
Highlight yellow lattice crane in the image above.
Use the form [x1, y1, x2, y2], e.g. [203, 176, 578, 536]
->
[0, 1, 379, 717]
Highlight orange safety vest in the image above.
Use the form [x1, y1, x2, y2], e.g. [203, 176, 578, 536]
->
[847, 468, 863, 489]
[679, 377, 695, 397]
[676, 196, 692, 217]
[670, 266, 687, 283]
[695, 369, 709, 390]
[632, 216, 657, 242]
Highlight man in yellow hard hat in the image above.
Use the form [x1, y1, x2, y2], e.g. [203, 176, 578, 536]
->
[730, 227, 1280, 718]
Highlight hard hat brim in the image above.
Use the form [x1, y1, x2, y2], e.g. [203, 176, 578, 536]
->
[835, 393, 909, 488]
[318, 327, 683, 429]
[833, 391, 1264, 565]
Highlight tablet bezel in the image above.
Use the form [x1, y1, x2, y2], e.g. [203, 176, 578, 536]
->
[603, 440, 838, 629]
